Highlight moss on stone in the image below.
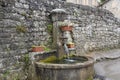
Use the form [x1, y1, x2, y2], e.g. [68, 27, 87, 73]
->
[16, 25, 27, 33]
[44, 46, 52, 52]
[39, 54, 84, 63]
[87, 76, 93, 80]
[40, 56, 58, 63]
[47, 24, 53, 35]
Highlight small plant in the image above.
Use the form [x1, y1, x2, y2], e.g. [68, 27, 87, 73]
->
[47, 37, 53, 48]
[101, 0, 106, 2]
[24, 54, 29, 64]
[3, 70, 10, 78]
[21, 54, 30, 80]
[87, 76, 93, 80]
[13, 75, 20, 80]
[21, 13, 27, 17]
[44, 46, 51, 52]
[46, 24, 53, 48]
[73, 11, 78, 17]
[23, 54, 30, 71]
[47, 24, 53, 34]
[16, 25, 27, 33]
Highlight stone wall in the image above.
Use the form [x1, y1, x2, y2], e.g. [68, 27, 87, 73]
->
[0, 0, 51, 79]
[56, 1, 120, 55]
[68, 5, 120, 54]
[0, 0, 120, 79]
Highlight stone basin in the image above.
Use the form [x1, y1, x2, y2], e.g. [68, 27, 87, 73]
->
[35, 52, 94, 80]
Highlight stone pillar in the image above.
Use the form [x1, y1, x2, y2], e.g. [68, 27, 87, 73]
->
[50, 9, 67, 58]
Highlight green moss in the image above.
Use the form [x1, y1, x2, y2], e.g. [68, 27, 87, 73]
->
[101, 0, 106, 2]
[73, 11, 78, 17]
[40, 56, 58, 63]
[40, 55, 69, 63]
[23, 54, 29, 64]
[47, 24, 53, 35]
[16, 25, 27, 33]
[39, 54, 89, 64]
[13, 76, 20, 80]
[21, 13, 27, 17]
[44, 46, 51, 52]
[87, 76, 93, 80]
[20, 54, 30, 80]
[3, 70, 10, 78]
[46, 37, 53, 48]
[46, 24, 54, 48]
[39, 54, 76, 63]
[22, 54, 30, 72]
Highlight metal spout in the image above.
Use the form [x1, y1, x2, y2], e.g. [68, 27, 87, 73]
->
[64, 44, 70, 59]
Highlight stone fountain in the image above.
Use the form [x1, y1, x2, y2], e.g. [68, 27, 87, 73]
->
[31, 9, 94, 80]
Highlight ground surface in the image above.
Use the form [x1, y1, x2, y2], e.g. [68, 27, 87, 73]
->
[93, 49, 120, 80]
